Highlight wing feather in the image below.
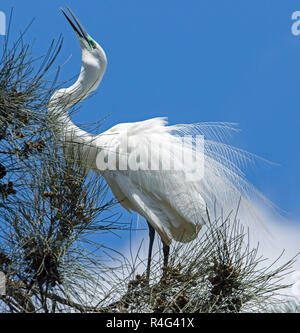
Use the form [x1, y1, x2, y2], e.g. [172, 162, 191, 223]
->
[95, 117, 273, 243]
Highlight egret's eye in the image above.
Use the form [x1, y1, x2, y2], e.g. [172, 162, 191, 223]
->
[88, 38, 96, 50]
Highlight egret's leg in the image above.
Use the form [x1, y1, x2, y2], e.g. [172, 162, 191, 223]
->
[162, 242, 170, 267]
[146, 221, 155, 280]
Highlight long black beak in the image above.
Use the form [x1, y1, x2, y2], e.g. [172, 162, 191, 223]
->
[61, 6, 89, 44]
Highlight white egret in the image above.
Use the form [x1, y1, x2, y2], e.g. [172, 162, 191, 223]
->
[48, 7, 270, 278]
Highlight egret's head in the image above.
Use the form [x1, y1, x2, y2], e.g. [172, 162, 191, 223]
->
[61, 6, 107, 73]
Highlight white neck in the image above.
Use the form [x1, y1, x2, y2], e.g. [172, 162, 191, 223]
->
[48, 51, 106, 167]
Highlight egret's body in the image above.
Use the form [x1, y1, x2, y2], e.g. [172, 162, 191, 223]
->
[49, 8, 269, 277]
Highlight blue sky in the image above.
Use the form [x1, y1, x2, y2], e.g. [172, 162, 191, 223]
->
[1, 1, 299, 227]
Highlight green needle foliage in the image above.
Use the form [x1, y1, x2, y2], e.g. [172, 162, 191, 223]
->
[0, 14, 122, 313]
[98, 206, 296, 313]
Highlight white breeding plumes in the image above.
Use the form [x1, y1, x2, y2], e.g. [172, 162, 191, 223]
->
[48, 7, 273, 278]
